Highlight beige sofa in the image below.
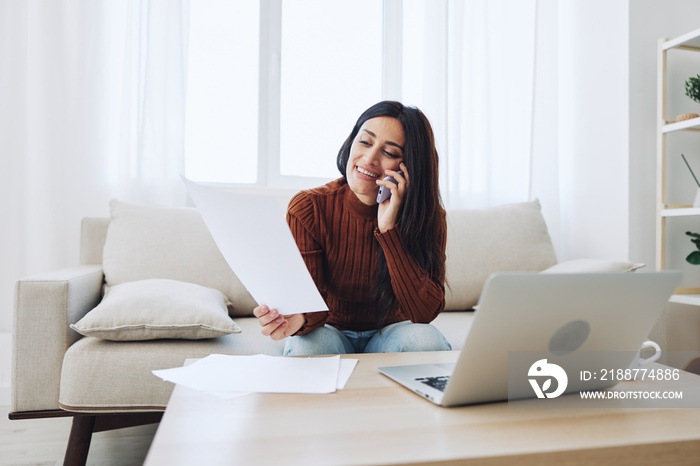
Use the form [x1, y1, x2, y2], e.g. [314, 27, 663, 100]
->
[11, 198, 559, 465]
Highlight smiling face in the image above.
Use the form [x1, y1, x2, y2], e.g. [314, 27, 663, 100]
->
[345, 116, 405, 205]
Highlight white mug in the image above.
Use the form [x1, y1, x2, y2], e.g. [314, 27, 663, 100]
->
[631, 340, 662, 368]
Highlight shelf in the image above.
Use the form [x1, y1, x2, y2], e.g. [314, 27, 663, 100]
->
[662, 27, 700, 51]
[662, 117, 700, 133]
[670, 294, 700, 306]
[661, 207, 700, 217]
[658, 28, 700, 308]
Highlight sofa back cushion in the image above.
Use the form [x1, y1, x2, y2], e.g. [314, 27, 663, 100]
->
[444, 200, 557, 310]
[97, 198, 557, 315]
[102, 200, 258, 316]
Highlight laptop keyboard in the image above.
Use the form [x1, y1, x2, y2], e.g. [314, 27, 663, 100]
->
[415, 376, 450, 392]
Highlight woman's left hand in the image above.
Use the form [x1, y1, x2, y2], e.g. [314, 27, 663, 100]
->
[376, 162, 408, 233]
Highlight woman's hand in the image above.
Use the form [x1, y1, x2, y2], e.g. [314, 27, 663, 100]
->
[253, 305, 304, 340]
[376, 162, 409, 233]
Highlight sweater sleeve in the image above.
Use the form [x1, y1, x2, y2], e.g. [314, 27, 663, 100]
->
[285, 192, 329, 335]
[374, 215, 447, 323]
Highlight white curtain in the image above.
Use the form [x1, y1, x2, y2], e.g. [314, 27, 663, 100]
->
[104, 0, 190, 204]
[444, 0, 539, 209]
[406, 0, 561, 248]
[400, 0, 560, 212]
[0, 0, 189, 332]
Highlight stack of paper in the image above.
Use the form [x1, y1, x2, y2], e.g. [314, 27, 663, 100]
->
[153, 354, 357, 399]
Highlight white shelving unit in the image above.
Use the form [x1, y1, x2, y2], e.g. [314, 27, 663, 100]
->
[657, 27, 700, 305]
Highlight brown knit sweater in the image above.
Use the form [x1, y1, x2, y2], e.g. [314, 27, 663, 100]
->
[286, 178, 446, 335]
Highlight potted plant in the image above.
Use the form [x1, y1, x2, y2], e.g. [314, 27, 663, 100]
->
[676, 75, 700, 122]
[687, 74, 700, 104]
[685, 231, 700, 264]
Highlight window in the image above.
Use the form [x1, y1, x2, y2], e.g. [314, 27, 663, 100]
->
[185, 0, 396, 188]
[279, 0, 382, 180]
[401, 0, 426, 107]
[185, 0, 260, 184]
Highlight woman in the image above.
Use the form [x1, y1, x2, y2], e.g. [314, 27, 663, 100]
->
[254, 101, 451, 355]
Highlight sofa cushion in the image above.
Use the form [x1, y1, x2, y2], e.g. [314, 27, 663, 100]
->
[70, 279, 241, 340]
[102, 199, 258, 316]
[541, 259, 645, 274]
[444, 200, 557, 310]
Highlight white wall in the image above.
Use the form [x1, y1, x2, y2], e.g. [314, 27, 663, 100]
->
[629, 0, 700, 268]
[555, 0, 631, 262]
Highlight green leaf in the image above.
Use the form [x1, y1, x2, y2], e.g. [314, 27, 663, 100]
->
[686, 74, 700, 103]
[687, 251, 700, 265]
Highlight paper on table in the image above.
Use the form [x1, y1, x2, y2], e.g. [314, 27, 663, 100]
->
[337, 359, 358, 389]
[153, 354, 343, 395]
[169, 358, 359, 400]
[183, 177, 327, 315]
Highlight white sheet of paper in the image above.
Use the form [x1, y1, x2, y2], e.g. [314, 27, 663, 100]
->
[183, 177, 327, 315]
[153, 354, 342, 394]
[174, 359, 359, 400]
[336, 359, 358, 389]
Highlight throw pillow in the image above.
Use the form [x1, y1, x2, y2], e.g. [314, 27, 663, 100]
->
[70, 279, 242, 340]
[541, 259, 645, 274]
[102, 199, 258, 316]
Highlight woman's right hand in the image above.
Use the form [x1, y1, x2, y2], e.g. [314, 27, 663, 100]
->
[253, 305, 304, 340]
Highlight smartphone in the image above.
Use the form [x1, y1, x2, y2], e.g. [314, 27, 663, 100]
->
[376, 170, 403, 204]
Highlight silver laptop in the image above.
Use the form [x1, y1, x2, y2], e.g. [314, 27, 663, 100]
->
[378, 271, 681, 407]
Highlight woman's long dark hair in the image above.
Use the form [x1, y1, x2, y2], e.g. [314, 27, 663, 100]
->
[336, 101, 446, 328]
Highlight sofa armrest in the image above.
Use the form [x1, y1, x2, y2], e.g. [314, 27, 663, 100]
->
[12, 265, 104, 413]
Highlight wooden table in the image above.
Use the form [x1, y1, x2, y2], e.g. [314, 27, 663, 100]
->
[144, 351, 700, 465]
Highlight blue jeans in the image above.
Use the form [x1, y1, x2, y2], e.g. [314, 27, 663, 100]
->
[283, 320, 452, 356]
